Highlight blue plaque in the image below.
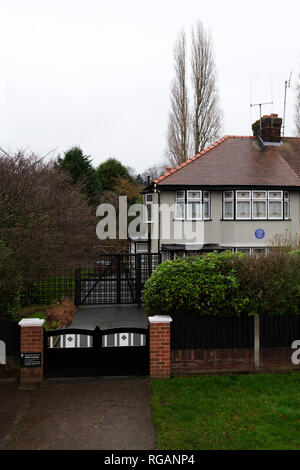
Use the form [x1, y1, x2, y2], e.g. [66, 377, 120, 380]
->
[255, 228, 265, 240]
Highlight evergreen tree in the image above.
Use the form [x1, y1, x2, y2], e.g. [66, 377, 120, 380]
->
[96, 158, 132, 192]
[57, 146, 101, 205]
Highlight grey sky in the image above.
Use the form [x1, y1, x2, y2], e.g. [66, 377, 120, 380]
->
[0, 0, 299, 173]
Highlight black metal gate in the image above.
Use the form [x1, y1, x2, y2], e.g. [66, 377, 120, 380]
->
[74, 253, 161, 305]
[44, 326, 149, 378]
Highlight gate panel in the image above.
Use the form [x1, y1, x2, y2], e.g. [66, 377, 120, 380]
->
[44, 326, 149, 378]
[75, 253, 161, 305]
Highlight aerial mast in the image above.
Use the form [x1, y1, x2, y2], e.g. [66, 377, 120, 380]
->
[282, 72, 292, 138]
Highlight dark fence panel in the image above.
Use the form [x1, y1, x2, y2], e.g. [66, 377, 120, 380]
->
[171, 315, 254, 350]
[0, 322, 20, 355]
[260, 315, 300, 347]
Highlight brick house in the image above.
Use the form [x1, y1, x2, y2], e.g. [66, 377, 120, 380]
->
[131, 114, 300, 258]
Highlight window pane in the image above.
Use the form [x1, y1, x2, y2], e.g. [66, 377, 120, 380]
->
[203, 201, 210, 219]
[252, 191, 267, 199]
[268, 191, 282, 199]
[252, 201, 266, 218]
[176, 191, 185, 200]
[224, 191, 233, 200]
[146, 204, 152, 222]
[268, 201, 282, 218]
[252, 248, 266, 256]
[284, 201, 290, 219]
[136, 243, 148, 253]
[236, 248, 251, 254]
[236, 201, 250, 218]
[284, 191, 289, 200]
[224, 201, 233, 219]
[236, 191, 250, 199]
[187, 191, 201, 200]
[188, 201, 201, 219]
[175, 202, 184, 219]
[203, 191, 210, 200]
[146, 194, 153, 202]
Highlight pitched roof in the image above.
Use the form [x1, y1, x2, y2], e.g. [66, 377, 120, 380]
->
[154, 136, 300, 187]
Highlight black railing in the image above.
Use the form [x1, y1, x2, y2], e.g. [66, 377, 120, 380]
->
[20, 253, 162, 306]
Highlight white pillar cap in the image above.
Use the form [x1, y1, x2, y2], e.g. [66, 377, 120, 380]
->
[18, 318, 45, 327]
[148, 315, 172, 324]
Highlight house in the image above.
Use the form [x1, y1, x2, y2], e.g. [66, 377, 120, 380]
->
[131, 114, 300, 259]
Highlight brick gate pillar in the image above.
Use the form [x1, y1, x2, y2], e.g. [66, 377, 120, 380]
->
[148, 315, 172, 379]
[18, 318, 45, 385]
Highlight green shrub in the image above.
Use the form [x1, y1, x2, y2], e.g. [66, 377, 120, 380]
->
[143, 250, 300, 318]
[143, 251, 248, 317]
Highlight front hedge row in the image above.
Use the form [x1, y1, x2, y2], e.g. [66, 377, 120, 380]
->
[142, 250, 300, 317]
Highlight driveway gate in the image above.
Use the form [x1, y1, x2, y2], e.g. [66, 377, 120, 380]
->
[44, 326, 149, 378]
[74, 253, 161, 305]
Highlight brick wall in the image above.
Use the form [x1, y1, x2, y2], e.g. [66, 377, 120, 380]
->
[171, 347, 300, 376]
[19, 319, 44, 384]
[149, 316, 172, 378]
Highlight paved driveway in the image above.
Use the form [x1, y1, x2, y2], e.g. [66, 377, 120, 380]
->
[5, 377, 156, 450]
[68, 304, 148, 330]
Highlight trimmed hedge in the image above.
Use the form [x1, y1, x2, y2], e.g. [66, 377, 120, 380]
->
[143, 251, 300, 317]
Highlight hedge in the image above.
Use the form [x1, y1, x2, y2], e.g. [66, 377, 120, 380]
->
[142, 251, 300, 317]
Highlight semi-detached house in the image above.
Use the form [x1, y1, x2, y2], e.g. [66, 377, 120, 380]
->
[131, 114, 300, 259]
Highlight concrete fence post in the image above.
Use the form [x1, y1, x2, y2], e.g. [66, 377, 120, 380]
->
[254, 314, 260, 372]
[148, 315, 172, 379]
[18, 318, 45, 386]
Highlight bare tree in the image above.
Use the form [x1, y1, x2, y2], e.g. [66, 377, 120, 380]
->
[190, 21, 222, 153]
[165, 30, 191, 166]
[295, 74, 300, 136]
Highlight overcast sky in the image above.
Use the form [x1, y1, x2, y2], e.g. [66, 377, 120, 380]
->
[0, 0, 299, 173]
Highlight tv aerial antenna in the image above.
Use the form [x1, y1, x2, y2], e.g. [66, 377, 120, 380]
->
[282, 71, 292, 138]
[250, 101, 274, 132]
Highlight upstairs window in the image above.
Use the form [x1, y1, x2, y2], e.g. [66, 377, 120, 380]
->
[175, 191, 185, 220]
[284, 191, 290, 219]
[223, 191, 234, 220]
[252, 191, 267, 219]
[223, 190, 289, 220]
[174, 190, 211, 220]
[268, 191, 283, 219]
[236, 191, 251, 219]
[187, 191, 202, 220]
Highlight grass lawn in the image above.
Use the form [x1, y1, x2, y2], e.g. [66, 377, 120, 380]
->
[151, 372, 300, 450]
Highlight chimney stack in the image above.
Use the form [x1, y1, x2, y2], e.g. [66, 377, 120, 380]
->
[252, 114, 282, 143]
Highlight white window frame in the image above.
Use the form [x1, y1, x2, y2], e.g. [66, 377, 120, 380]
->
[268, 190, 283, 220]
[135, 243, 148, 253]
[203, 191, 211, 220]
[284, 191, 290, 220]
[187, 190, 202, 221]
[174, 191, 185, 220]
[236, 191, 251, 220]
[223, 191, 234, 220]
[252, 190, 267, 220]
[144, 193, 153, 223]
